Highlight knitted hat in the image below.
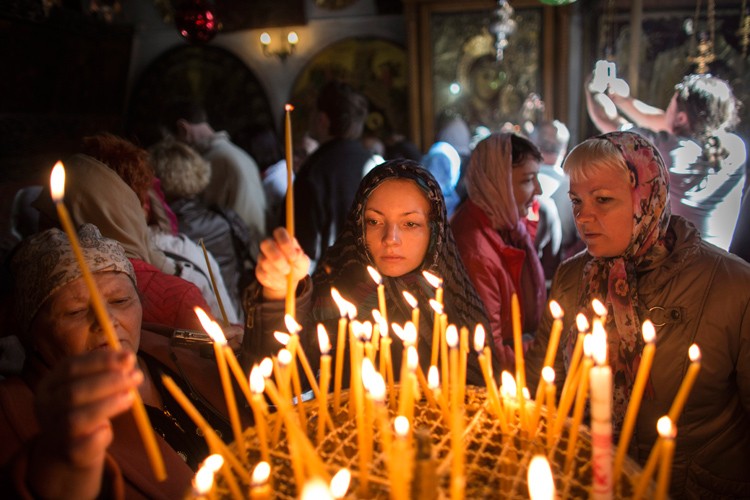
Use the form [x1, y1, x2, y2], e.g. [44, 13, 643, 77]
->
[11, 223, 135, 332]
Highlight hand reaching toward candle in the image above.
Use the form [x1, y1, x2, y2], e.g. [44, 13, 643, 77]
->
[29, 349, 142, 498]
[256, 227, 310, 301]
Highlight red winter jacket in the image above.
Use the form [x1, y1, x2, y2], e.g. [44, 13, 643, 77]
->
[130, 258, 208, 331]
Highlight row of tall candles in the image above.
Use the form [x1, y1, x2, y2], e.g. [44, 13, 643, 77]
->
[179, 264, 701, 500]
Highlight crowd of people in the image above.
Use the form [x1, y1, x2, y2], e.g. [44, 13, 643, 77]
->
[0, 73, 748, 498]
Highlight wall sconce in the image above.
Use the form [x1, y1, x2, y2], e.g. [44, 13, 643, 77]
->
[260, 31, 299, 61]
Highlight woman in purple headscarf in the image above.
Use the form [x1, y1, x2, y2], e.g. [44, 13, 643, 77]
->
[526, 131, 750, 498]
[451, 133, 547, 368]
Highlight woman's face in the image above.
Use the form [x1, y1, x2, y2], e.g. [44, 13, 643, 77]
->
[512, 158, 542, 218]
[364, 179, 432, 277]
[569, 166, 634, 258]
[30, 272, 142, 365]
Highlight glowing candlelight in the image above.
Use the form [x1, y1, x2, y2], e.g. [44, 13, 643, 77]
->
[398, 346, 418, 423]
[249, 366, 270, 462]
[370, 309, 382, 358]
[330, 468, 351, 499]
[614, 320, 656, 483]
[331, 287, 355, 413]
[367, 265, 387, 327]
[501, 370, 517, 425]
[531, 365, 555, 435]
[428, 365, 451, 423]
[543, 300, 564, 368]
[196, 307, 246, 462]
[590, 321, 612, 499]
[668, 344, 701, 423]
[655, 417, 676, 500]
[193, 457, 217, 500]
[285, 315, 321, 401]
[528, 455, 556, 500]
[474, 325, 506, 430]
[370, 371, 393, 458]
[277, 348, 294, 403]
[592, 298, 607, 318]
[317, 324, 332, 444]
[301, 478, 333, 500]
[49, 162, 167, 481]
[402, 290, 420, 332]
[422, 270, 443, 305]
[250, 461, 272, 500]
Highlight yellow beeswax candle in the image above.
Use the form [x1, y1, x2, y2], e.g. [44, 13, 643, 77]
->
[668, 344, 701, 423]
[654, 417, 676, 500]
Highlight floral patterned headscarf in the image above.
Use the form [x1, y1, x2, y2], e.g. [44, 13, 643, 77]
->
[573, 131, 671, 434]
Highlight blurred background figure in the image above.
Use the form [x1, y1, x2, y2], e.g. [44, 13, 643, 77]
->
[422, 141, 463, 218]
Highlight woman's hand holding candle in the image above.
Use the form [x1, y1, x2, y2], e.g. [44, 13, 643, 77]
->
[256, 227, 310, 302]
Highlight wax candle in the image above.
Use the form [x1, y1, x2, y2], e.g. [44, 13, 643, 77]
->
[402, 291, 420, 336]
[531, 366, 555, 438]
[528, 455, 556, 500]
[300, 478, 334, 500]
[474, 326, 507, 431]
[193, 457, 217, 500]
[510, 294, 528, 433]
[554, 314, 589, 439]
[500, 371, 517, 426]
[250, 462, 272, 500]
[543, 300, 564, 367]
[458, 326, 468, 405]
[589, 321, 612, 500]
[199, 239, 229, 326]
[369, 372, 393, 457]
[330, 468, 351, 499]
[284, 105, 296, 318]
[195, 308, 246, 462]
[198, 454, 241, 500]
[330, 288, 352, 413]
[248, 367, 270, 463]
[592, 298, 608, 319]
[429, 299, 443, 367]
[428, 365, 451, 424]
[544, 369, 556, 450]
[668, 344, 701, 423]
[614, 320, 656, 483]
[564, 335, 593, 474]
[285, 315, 322, 399]
[317, 324, 332, 444]
[392, 416, 412, 500]
[422, 270, 443, 305]
[370, 309, 382, 357]
[398, 346, 418, 423]
[654, 417, 676, 500]
[358, 358, 375, 495]
[50, 162, 166, 481]
[447, 326, 465, 499]
[367, 266, 387, 326]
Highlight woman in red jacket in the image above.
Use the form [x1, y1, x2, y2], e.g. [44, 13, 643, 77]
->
[451, 133, 546, 369]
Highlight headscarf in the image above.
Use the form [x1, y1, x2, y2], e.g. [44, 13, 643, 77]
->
[34, 154, 175, 274]
[465, 133, 547, 333]
[11, 224, 135, 332]
[572, 131, 671, 434]
[422, 142, 462, 216]
[311, 159, 490, 384]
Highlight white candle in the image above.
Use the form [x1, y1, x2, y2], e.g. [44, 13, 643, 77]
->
[590, 321, 612, 500]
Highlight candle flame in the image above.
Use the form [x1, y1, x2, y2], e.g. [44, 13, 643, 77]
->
[390, 323, 405, 341]
[301, 477, 333, 500]
[203, 454, 224, 472]
[541, 366, 555, 384]
[194, 307, 227, 345]
[473, 324, 485, 353]
[366, 265, 382, 285]
[642, 320, 656, 343]
[193, 461, 216, 493]
[50, 161, 66, 202]
[591, 321, 608, 366]
[592, 298, 607, 317]
[284, 314, 302, 334]
[583, 334, 593, 358]
[429, 299, 444, 315]
[688, 344, 701, 362]
[330, 468, 351, 499]
[446, 324, 458, 348]
[656, 416, 676, 439]
[422, 270, 443, 289]
[406, 346, 418, 371]
[428, 365, 439, 390]
[402, 290, 418, 309]
[372, 309, 388, 337]
[259, 357, 274, 378]
[501, 371, 517, 398]
[522, 387, 531, 400]
[394, 415, 409, 437]
[361, 321, 372, 342]
[249, 365, 265, 394]
[252, 461, 270, 485]
[285, 103, 294, 112]
[274, 331, 291, 345]
[330, 287, 348, 318]
[403, 321, 417, 345]
[361, 358, 375, 391]
[528, 455, 556, 500]
[576, 313, 590, 333]
[317, 324, 331, 354]
[350, 320, 363, 340]
[278, 348, 292, 366]
[369, 372, 386, 402]
[549, 300, 563, 319]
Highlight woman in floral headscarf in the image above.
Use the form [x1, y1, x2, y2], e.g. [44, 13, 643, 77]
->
[241, 159, 493, 386]
[526, 131, 750, 498]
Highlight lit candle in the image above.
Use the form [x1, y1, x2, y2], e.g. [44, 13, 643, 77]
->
[199, 454, 241, 500]
[592, 298, 608, 320]
[300, 477, 334, 500]
[531, 366, 555, 437]
[276, 348, 294, 404]
[402, 291, 420, 336]
[248, 367, 270, 463]
[398, 346, 418, 423]
[330, 288, 354, 413]
[370, 309, 382, 358]
[317, 324, 332, 444]
[589, 321, 612, 499]
[668, 344, 701, 423]
[429, 298, 444, 367]
[392, 416, 412, 500]
[369, 372, 392, 458]
[511, 294, 527, 433]
[474, 325, 507, 431]
[367, 266, 387, 327]
[654, 417, 676, 500]
[447, 326, 464, 499]
[330, 468, 351, 499]
[458, 326, 468, 405]
[358, 358, 375, 496]
[193, 456, 217, 500]
[250, 461, 272, 500]
[284, 104, 296, 317]
[528, 455, 556, 500]
[500, 371, 517, 427]
[544, 369, 556, 450]
[195, 307, 246, 462]
[285, 315, 322, 400]
[564, 334, 593, 474]
[543, 300, 564, 367]
[428, 365, 451, 424]
[199, 239, 229, 326]
[614, 320, 656, 483]
[49, 162, 166, 481]
[554, 314, 588, 439]
[422, 270, 443, 305]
